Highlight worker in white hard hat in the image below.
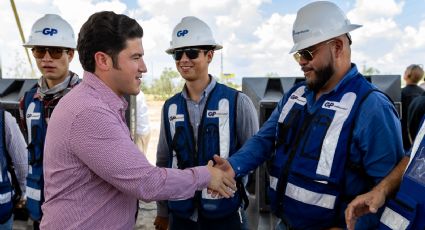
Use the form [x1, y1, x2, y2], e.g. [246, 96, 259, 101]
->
[19, 14, 79, 229]
[213, 1, 404, 229]
[155, 16, 259, 230]
[39, 11, 236, 229]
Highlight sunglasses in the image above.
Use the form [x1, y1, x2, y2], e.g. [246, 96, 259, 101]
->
[31, 47, 69, 59]
[172, 48, 205, 61]
[293, 40, 335, 63]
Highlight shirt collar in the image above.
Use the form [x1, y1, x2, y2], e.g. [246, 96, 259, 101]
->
[82, 71, 128, 112]
[36, 71, 79, 99]
[305, 63, 359, 102]
[181, 75, 217, 102]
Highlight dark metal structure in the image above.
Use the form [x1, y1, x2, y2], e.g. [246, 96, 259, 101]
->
[0, 78, 37, 119]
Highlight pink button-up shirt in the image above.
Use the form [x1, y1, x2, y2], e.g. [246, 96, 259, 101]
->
[41, 71, 210, 229]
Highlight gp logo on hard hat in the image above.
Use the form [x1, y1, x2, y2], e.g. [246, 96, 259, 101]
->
[42, 28, 58, 36]
[177, 29, 189, 37]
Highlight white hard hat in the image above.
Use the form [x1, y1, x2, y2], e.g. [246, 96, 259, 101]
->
[166, 16, 222, 54]
[290, 1, 362, 53]
[24, 14, 76, 49]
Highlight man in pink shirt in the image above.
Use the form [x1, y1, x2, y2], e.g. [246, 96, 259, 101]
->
[40, 11, 236, 230]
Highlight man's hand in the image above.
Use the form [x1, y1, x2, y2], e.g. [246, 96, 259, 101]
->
[207, 155, 237, 198]
[207, 160, 236, 198]
[153, 216, 168, 230]
[345, 157, 408, 230]
[345, 188, 386, 230]
[213, 154, 235, 178]
[15, 198, 26, 209]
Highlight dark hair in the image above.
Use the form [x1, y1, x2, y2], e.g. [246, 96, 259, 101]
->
[77, 11, 143, 72]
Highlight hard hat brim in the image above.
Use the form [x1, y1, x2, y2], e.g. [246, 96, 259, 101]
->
[289, 24, 362, 53]
[23, 41, 76, 49]
[165, 43, 222, 54]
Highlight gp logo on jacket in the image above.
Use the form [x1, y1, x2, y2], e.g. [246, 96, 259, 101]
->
[379, 117, 425, 230]
[269, 74, 378, 229]
[163, 83, 241, 219]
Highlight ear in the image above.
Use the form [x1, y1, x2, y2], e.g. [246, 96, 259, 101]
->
[94, 51, 112, 71]
[332, 39, 344, 58]
[67, 49, 75, 62]
[207, 50, 214, 63]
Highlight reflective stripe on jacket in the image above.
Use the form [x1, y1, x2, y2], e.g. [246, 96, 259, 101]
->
[163, 83, 241, 219]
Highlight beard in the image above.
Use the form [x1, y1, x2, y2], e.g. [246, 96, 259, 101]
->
[305, 62, 335, 92]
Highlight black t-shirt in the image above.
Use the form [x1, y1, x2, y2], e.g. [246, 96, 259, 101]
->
[408, 91, 425, 143]
[401, 85, 424, 150]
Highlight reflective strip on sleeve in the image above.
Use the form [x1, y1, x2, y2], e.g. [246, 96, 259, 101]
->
[285, 182, 336, 209]
[0, 192, 11, 204]
[278, 86, 306, 123]
[380, 207, 410, 230]
[26, 186, 41, 201]
[317, 92, 356, 177]
[269, 176, 278, 190]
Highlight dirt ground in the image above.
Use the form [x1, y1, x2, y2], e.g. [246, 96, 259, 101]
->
[144, 97, 164, 165]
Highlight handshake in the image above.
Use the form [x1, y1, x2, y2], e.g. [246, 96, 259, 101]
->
[206, 155, 237, 198]
[153, 155, 238, 230]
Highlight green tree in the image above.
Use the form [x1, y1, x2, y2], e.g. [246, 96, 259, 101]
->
[140, 80, 149, 93]
[361, 65, 380, 75]
[146, 67, 183, 99]
[5, 52, 33, 78]
[219, 73, 240, 90]
[265, 72, 279, 78]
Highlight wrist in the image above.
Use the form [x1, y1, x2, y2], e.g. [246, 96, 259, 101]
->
[373, 184, 388, 198]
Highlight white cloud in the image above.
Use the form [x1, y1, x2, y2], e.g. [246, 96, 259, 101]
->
[1, 0, 425, 84]
[347, 0, 424, 76]
[133, 0, 276, 79]
[349, 0, 404, 20]
[347, 0, 403, 72]
[222, 12, 299, 77]
[0, 0, 129, 78]
[348, 0, 404, 43]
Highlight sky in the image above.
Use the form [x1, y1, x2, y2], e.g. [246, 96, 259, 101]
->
[1, 0, 425, 85]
